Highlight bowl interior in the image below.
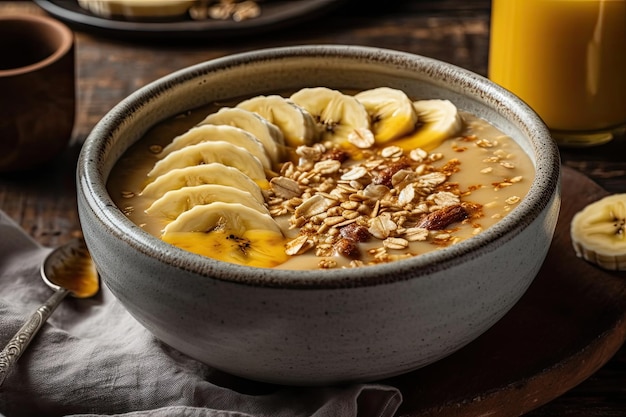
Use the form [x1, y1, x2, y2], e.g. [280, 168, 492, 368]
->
[79, 45, 559, 287]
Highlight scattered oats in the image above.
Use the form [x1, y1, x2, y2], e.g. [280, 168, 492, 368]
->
[341, 166, 368, 181]
[122, 206, 134, 216]
[391, 169, 418, 189]
[334, 218, 359, 228]
[429, 191, 460, 207]
[342, 210, 360, 220]
[315, 243, 333, 257]
[473, 227, 483, 235]
[324, 215, 347, 226]
[505, 196, 521, 205]
[363, 184, 390, 199]
[484, 156, 500, 163]
[510, 176, 523, 183]
[484, 201, 498, 209]
[370, 199, 381, 217]
[341, 200, 359, 210]
[348, 128, 375, 148]
[349, 180, 364, 190]
[429, 153, 444, 162]
[381, 146, 403, 158]
[500, 161, 516, 169]
[270, 177, 302, 199]
[285, 235, 314, 256]
[491, 213, 503, 219]
[383, 237, 409, 250]
[319, 259, 337, 269]
[349, 260, 365, 268]
[314, 159, 341, 174]
[294, 194, 335, 219]
[480, 167, 493, 174]
[149, 145, 162, 154]
[476, 138, 494, 148]
[417, 172, 447, 188]
[368, 213, 397, 239]
[296, 145, 322, 161]
[290, 216, 307, 229]
[397, 184, 416, 206]
[403, 227, 429, 241]
[434, 233, 451, 240]
[409, 148, 428, 161]
[121, 190, 135, 198]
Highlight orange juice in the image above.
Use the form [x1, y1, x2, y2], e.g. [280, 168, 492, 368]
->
[489, 0, 626, 146]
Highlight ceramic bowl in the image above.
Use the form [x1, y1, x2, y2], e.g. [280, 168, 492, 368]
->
[77, 45, 561, 386]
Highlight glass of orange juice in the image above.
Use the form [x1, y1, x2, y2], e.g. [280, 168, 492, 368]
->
[489, 0, 626, 147]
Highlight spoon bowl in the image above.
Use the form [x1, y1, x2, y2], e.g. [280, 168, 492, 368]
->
[41, 237, 99, 298]
[0, 237, 99, 386]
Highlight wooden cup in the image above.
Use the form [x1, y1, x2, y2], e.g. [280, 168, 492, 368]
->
[0, 14, 75, 172]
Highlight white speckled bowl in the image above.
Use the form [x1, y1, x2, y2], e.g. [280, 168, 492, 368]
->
[77, 45, 561, 386]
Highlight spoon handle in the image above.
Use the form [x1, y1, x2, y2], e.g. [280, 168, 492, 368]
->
[0, 288, 70, 386]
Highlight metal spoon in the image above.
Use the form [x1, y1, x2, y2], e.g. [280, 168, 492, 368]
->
[0, 237, 99, 386]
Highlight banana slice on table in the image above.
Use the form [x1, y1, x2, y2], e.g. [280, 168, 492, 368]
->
[159, 124, 272, 170]
[570, 193, 626, 271]
[236, 95, 319, 147]
[393, 99, 464, 151]
[354, 87, 418, 144]
[198, 107, 285, 166]
[147, 141, 268, 188]
[290, 87, 374, 148]
[146, 184, 269, 221]
[141, 163, 266, 202]
[161, 202, 288, 268]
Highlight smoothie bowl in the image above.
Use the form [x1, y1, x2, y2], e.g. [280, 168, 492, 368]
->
[76, 45, 561, 385]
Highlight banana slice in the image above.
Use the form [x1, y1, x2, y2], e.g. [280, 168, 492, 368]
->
[354, 87, 418, 144]
[141, 163, 266, 202]
[146, 184, 269, 221]
[237, 95, 319, 147]
[158, 124, 272, 170]
[198, 107, 285, 166]
[161, 202, 287, 268]
[147, 141, 268, 188]
[393, 99, 464, 151]
[163, 201, 281, 235]
[290, 87, 374, 149]
[163, 229, 288, 268]
[570, 193, 626, 271]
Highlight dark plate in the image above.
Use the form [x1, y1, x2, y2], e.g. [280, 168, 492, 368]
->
[33, 0, 347, 40]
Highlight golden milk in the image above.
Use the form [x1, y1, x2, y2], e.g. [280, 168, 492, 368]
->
[489, 0, 626, 144]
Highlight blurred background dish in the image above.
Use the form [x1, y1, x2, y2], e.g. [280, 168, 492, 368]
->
[33, 0, 347, 40]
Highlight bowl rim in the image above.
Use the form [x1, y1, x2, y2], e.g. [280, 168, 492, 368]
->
[78, 44, 560, 289]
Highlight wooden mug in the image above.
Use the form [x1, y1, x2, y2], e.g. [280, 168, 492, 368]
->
[0, 14, 75, 172]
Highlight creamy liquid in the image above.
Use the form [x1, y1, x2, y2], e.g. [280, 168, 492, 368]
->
[489, 0, 626, 132]
[108, 100, 534, 270]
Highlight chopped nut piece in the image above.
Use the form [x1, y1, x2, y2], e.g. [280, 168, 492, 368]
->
[340, 223, 370, 242]
[334, 238, 360, 258]
[418, 204, 468, 230]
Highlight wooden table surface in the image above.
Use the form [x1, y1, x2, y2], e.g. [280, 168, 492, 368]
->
[1, 1, 625, 415]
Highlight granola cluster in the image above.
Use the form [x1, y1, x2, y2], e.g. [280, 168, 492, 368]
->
[266, 138, 491, 269]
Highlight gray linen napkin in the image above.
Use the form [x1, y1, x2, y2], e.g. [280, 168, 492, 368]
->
[0, 210, 402, 417]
